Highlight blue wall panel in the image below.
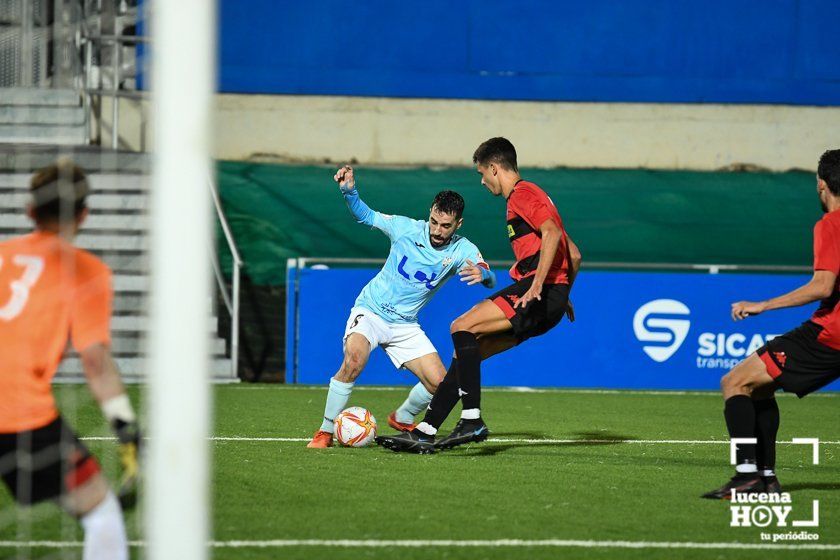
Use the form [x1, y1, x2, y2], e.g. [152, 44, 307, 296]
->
[219, 0, 840, 105]
[292, 268, 840, 392]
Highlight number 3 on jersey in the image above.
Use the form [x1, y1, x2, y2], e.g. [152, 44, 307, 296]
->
[0, 255, 44, 321]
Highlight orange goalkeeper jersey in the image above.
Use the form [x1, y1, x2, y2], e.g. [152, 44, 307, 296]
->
[0, 231, 112, 432]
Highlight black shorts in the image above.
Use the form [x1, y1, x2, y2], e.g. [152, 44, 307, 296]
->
[489, 276, 570, 343]
[756, 321, 840, 398]
[0, 416, 100, 505]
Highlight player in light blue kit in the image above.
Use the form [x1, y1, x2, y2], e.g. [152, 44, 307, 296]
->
[308, 165, 496, 447]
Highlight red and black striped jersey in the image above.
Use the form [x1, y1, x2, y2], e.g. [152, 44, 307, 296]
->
[505, 180, 570, 285]
[811, 209, 840, 350]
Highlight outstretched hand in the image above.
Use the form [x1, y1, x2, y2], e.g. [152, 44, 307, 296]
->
[334, 165, 355, 192]
[731, 301, 766, 321]
[458, 260, 484, 286]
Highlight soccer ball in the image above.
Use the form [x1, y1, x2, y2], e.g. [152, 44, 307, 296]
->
[334, 407, 377, 447]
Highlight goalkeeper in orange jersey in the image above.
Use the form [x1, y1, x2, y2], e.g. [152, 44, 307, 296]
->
[0, 160, 139, 559]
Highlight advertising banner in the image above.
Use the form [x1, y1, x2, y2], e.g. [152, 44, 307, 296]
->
[290, 268, 840, 392]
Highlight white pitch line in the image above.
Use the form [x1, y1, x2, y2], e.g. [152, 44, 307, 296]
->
[0, 539, 837, 551]
[79, 436, 840, 445]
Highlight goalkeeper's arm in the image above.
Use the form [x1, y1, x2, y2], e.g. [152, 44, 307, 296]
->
[80, 343, 140, 507]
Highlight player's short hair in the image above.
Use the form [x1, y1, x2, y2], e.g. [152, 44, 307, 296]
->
[818, 149, 840, 196]
[29, 159, 89, 223]
[473, 137, 518, 172]
[431, 190, 465, 220]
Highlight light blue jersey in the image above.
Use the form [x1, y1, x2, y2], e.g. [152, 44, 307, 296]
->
[343, 187, 495, 324]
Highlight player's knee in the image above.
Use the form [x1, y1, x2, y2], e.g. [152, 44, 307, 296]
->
[450, 316, 471, 334]
[341, 353, 365, 379]
[720, 371, 749, 398]
[425, 374, 442, 392]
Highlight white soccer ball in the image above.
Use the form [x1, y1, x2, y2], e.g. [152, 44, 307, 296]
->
[334, 407, 377, 447]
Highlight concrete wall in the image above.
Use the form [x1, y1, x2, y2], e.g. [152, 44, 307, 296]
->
[93, 96, 150, 152]
[213, 95, 840, 171]
[114, 94, 840, 171]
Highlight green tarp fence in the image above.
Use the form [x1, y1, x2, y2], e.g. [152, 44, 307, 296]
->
[217, 162, 819, 286]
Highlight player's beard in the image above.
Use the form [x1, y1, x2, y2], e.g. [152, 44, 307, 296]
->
[430, 234, 447, 247]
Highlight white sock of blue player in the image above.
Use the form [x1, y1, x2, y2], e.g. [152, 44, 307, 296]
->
[394, 382, 433, 424]
[319, 378, 355, 433]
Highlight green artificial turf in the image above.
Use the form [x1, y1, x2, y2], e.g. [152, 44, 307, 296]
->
[1, 384, 837, 559]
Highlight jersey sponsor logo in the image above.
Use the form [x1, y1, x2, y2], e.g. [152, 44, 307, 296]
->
[633, 299, 691, 362]
[397, 255, 438, 290]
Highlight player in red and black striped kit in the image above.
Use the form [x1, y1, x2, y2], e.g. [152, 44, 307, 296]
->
[377, 137, 581, 453]
[703, 149, 840, 499]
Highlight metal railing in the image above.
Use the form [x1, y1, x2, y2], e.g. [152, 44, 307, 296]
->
[210, 178, 243, 379]
[80, 33, 150, 149]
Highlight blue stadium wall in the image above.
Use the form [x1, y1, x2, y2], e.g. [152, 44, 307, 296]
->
[219, 0, 840, 105]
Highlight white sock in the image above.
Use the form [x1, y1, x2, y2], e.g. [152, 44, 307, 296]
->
[461, 408, 481, 420]
[735, 463, 758, 474]
[761, 469, 776, 477]
[395, 383, 433, 423]
[415, 422, 437, 436]
[319, 378, 355, 433]
[80, 491, 128, 560]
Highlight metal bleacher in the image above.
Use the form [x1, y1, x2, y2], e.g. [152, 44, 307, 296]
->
[0, 149, 235, 382]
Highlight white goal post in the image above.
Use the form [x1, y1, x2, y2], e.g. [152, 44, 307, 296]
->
[147, 0, 215, 558]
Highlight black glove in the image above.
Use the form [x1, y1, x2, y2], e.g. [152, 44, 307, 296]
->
[112, 419, 141, 509]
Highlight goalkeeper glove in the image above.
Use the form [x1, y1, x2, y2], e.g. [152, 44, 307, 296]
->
[112, 418, 141, 509]
[103, 394, 141, 509]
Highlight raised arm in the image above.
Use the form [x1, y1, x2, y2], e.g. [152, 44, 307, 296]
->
[334, 164, 418, 241]
[335, 165, 376, 226]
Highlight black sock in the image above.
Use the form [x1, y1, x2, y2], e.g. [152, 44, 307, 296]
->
[421, 358, 460, 429]
[452, 331, 481, 412]
[724, 395, 757, 468]
[754, 398, 780, 473]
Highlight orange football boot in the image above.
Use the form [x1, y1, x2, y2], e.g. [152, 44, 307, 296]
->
[388, 412, 416, 432]
[306, 430, 333, 448]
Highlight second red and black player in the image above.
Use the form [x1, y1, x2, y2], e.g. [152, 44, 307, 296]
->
[703, 149, 840, 499]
